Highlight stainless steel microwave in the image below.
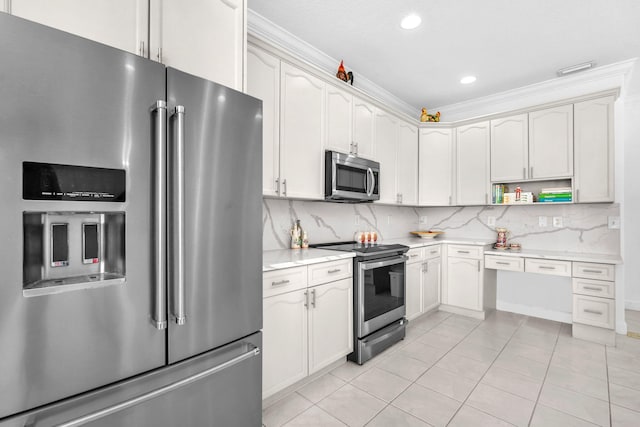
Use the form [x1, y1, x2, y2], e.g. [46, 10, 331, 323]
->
[324, 151, 380, 202]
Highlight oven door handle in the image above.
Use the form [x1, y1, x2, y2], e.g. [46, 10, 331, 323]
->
[359, 255, 408, 271]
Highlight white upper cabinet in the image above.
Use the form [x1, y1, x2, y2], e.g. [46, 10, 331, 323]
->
[528, 105, 573, 179]
[490, 114, 528, 182]
[247, 46, 280, 197]
[325, 85, 353, 155]
[419, 128, 454, 206]
[456, 122, 490, 205]
[279, 62, 325, 200]
[8, 0, 148, 56]
[353, 97, 376, 160]
[150, 0, 245, 90]
[397, 122, 418, 205]
[375, 110, 398, 204]
[574, 96, 615, 203]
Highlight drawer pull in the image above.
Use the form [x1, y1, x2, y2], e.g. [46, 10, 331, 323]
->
[583, 286, 603, 292]
[327, 268, 341, 273]
[271, 279, 290, 286]
[430, 250, 438, 254]
[583, 269, 603, 274]
[457, 250, 470, 254]
[539, 266, 556, 270]
[410, 254, 419, 258]
[584, 308, 603, 315]
[496, 261, 510, 265]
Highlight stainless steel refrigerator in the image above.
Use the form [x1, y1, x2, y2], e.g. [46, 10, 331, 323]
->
[0, 13, 262, 427]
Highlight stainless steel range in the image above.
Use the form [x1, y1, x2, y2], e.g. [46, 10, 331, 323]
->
[310, 242, 409, 364]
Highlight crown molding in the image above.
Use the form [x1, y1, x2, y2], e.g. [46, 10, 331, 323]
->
[433, 59, 637, 122]
[247, 9, 417, 118]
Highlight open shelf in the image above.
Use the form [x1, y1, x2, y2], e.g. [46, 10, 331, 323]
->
[491, 178, 573, 205]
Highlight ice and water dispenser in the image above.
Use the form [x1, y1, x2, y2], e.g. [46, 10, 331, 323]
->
[22, 162, 126, 296]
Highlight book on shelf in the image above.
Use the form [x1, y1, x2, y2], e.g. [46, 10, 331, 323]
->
[538, 197, 572, 203]
[540, 187, 572, 194]
[538, 192, 572, 199]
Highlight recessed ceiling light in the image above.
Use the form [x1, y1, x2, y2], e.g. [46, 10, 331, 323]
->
[400, 14, 421, 30]
[460, 75, 477, 84]
[557, 61, 595, 76]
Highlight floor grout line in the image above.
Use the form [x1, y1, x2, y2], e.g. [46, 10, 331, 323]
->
[526, 323, 562, 427]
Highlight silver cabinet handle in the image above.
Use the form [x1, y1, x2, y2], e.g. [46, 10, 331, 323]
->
[576, 188, 579, 203]
[304, 290, 309, 308]
[282, 179, 287, 196]
[139, 41, 145, 57]
[409, 254, 419, 258]
[448, 195, 452, 205]
[328, 268, 341, 273]
[477, 260, 481, 272]
[151, 100, 167, 330]
[530, 166, 534, 178]
[275, 178, 280, 195]
[430, 250, 438, 255]
[583, 269, 603, 274]
[55, 345, 260, 427]
[457, 250, 470, 254]
[496, 261, 510, 265]
[422, 262, 429, 273]
[539, 265, 556, 270]
[171, 105, 186, 326]
[583, 286, 603, 291]
[584, 309, 603, 315]
[354, 142, 358, 155]
[157, 47, 163, 63]
[311, 289, 316, 307]
[271, 279, 290, 286]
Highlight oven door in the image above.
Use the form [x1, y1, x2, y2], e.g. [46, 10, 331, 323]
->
[356, 255, 407, 338]
[325, 151, 380, 201]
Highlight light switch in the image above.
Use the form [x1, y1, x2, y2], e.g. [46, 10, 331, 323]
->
[487, 216, 496, 226]
[552, 216, 563, 228]
[539, 216, 548, 227]
[608, 216, 621, 229]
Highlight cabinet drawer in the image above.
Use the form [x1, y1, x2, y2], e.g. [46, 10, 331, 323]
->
[447, 245, 482, 259]
[406, 248, 423, 264]
[573, 295, 615, 329]
[573, 277, 615, 299]
[572, 262, 615, 281]
[525, 259, 571, 277]
[263, 266, 308, 298]
[485, 255, 524, 272]
[308, 259, 353, 286]
[424, 245, 442, 260]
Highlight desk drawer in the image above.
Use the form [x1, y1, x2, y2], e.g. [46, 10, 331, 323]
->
[573, 294, 615, 329]
[424, 245, 442, 260]
[485, 255, 524, 272]
[263, 266, 308, 298]
[308, 259, 353, 286]
[447, 245, 482, 259]
[406, 248, 423, 264]
[573, 262, 615, 281]
[573, 277, 615, 299]
[525, 259, 571, 277]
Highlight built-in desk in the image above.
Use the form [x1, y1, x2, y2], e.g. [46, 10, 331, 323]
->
[484, 248, 622, 345]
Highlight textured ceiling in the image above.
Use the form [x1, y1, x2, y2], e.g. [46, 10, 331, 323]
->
[248, 0, 640, 110]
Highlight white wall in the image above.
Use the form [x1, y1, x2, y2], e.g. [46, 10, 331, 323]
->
[623, 93, 640, 310]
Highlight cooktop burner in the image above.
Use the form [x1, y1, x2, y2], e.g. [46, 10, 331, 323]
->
[310, 241, 409, 257]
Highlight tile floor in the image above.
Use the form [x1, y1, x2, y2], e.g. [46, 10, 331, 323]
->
[262, 310, 640, 427]
[626, 310, 640, 336]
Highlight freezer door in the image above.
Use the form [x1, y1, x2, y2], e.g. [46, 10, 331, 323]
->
[0, 333, 262, 427]
[166, 68, 263, 363]
[0, 14, 166, 418]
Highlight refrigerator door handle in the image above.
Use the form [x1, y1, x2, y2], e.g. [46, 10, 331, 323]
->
[171, 105, 187, 326]
[53, 345, 261, 427]
[151, 100, 167, 330]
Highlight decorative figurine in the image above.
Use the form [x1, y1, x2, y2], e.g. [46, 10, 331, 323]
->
[420, 108, 441, 122]
[420, 108, 429, 122]
[336, 60, 354, 85]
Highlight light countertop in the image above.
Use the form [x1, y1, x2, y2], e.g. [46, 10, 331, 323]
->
[263, 248, 355, 272]
[484, 248, 623, 265]
[384, 236, 495, 249]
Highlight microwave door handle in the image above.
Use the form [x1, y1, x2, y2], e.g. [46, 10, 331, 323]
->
[171, 105, 186, 326]
[367, 168, 374, 196]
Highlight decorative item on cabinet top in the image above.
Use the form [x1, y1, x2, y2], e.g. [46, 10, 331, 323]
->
[336, 60, 354, 85]
[420, 108, 440, 122]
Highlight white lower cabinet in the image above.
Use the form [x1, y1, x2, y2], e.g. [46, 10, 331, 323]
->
[422, 257, 441, 313]
[446, 256, 482, 311]
[405, 246, 441, 320]
[405, 259, 423, 320]
[262, 263, 353, 399]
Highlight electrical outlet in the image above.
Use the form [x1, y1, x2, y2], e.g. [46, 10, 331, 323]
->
[539, 216, 548, 227]
[419, 216, 428, 225]
[355, 214, 360, 225]
[387, 215, 392, 225]
[487, 216, 496, 226]
[552, 216, 563, 228]
[608, 216, 621, 229]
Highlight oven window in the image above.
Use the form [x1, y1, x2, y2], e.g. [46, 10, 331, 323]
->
[335, 164, 368, 194]
[363, 261, 405, 321]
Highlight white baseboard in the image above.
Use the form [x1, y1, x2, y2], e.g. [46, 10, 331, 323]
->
[625, 300, 640, 311]
[496, 300, 572, 324]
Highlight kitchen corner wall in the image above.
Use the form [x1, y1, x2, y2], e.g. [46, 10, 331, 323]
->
[263, 198, 620, 255]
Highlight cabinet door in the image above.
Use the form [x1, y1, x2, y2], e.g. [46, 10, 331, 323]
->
[10, 0, 148, 56]
[397, 122, 419, 205]
[529, 105, 573, 179]
[419, 128, 454, 205]
[375, 110, 398, 204]
[422, 257, 441, 312]
[279, 62, 325, 199]
[308, 279, 353, 374]
[150, 0, 245, 90]
[262, 290, 308, 398]
[353, 97, 376, 159]
[574, 96, 614, 203]
[446, 257, 481, 311]
[405, 261, 423, 320]
[456, 122, 490, 205]
[326, 85, 353, 154]
[490, 114, 528, 181]
[247, 46, 280, 196]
